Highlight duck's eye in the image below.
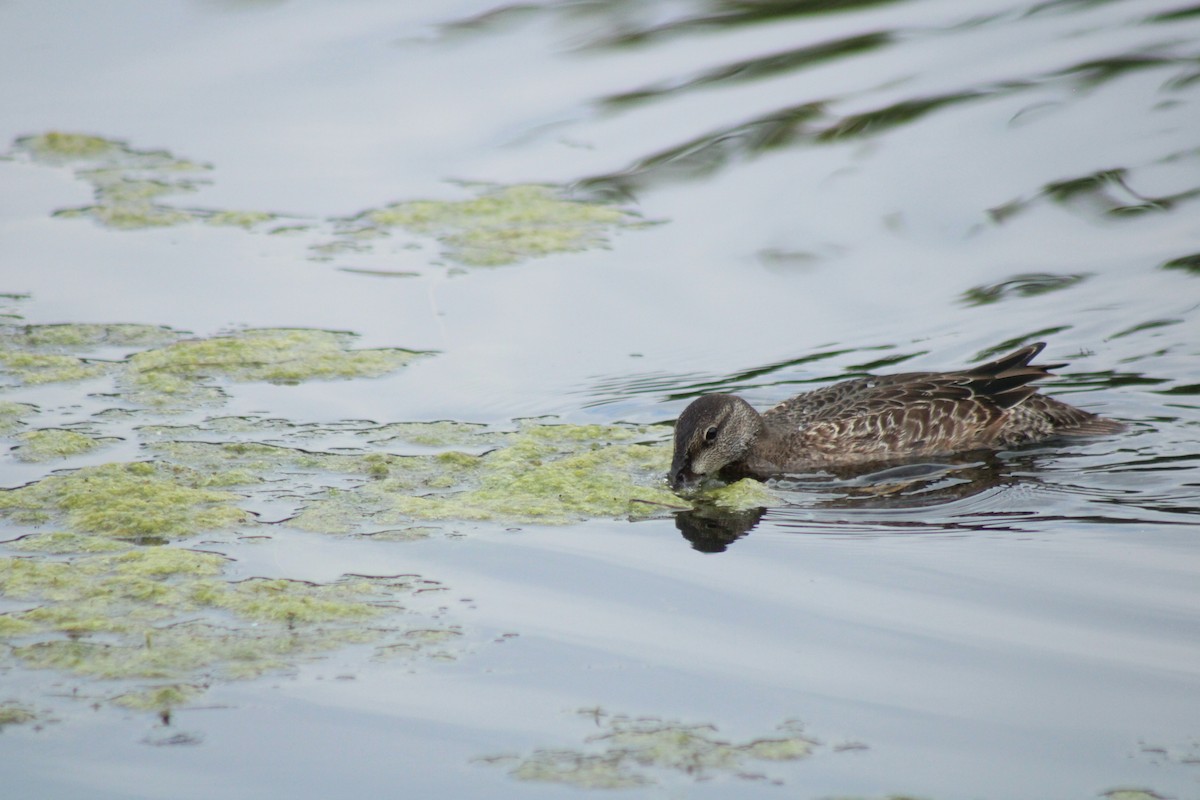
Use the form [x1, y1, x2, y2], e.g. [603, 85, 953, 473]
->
[703, 425, 719, 443]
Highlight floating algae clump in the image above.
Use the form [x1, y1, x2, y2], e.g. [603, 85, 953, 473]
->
[56, 202, 195, 230]
[12, 132, 212, 231]
[12, 428, 112, 462]
[0, 701, 39, 728]
[0, 543, 454, 704]
[215, 576, 396, 624]
[7, 532, 134, 554]
[0, 548, 229, 635]
[14, 132, 275, 234]
[0, 318, 426, 408]
[289, 422, 679, 531]
[0, 462, 248, 540]
[125, 328, 428, 406]
[0, 351, 108, 385]
[110, 683, 205, 713]
[336, 183, 643, 267]
[141, 420, 679, 534]
[0, 322, 183, 387]
[149, 440, 335, 476]
[482, 710, 817, 789]
[367, 420, 498, 448]
[14, 132, 652, 269]
[703, 478, 781, 511]
[204, 210, 278, 229]
[509, 753, 646, 790]
[14, 132, 123, 162]
[1, 322, 180, 350]
[0, 552, 405, 644]
[0, 401, 37, 435]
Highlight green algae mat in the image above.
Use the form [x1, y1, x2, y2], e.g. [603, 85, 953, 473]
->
[0, 535, 461, 719]
[476, 708, 825, 789]
[0, 295, 774, 731]
[0, 318, 427, 406]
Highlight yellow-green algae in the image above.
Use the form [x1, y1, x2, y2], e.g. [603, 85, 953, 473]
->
[0, 701, 39, 728]
[204, 210, 279, 229]
[1, 322, 180, 350]
[6, 532, 134, 554]
[0, 615, 35, 636]
[0, 543, 457, 704]
[706, 477, 782, 510]
[14, 132, 649, 269]
[0, 548, 228, 635]
[142, 420, 771, 534]
[0, 462, 249, 540]
[13, 132, 213, 232]
[340, 183, 641, 266]
[12, 428, 112, 462]
[14, 132, 124, 162]
[110, 683, 205, 714]
[0, 322, 183, 387]
[149, 439, 376, 483]
[482, 710, 817, 789]
[285, 422, 680, 531]
[0, 319, 426, 408]
[125, 328, 427, 407]
[374, 626, 465, 662]
[0, 350, 109, 385]
[0, 401, 37, 435]
[55, 202, 197, 230]
[367, 419, 498, 448]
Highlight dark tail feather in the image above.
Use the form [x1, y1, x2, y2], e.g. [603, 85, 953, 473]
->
[966, 343, 1048, 376]
[964, 342, 1061, 410]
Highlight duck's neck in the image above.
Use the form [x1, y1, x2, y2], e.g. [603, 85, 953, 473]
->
[720, 407, 779, 479]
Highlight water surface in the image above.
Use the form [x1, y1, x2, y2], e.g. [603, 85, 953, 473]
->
[1, 1, 1198, 798]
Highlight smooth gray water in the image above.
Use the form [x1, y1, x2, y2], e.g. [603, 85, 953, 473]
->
[1, 1, 1199, 798]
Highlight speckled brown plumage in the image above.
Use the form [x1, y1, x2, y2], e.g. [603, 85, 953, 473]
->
[669, 342, 1124, 489]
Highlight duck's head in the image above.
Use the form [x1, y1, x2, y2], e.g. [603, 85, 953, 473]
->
[669, 394, 764, 491]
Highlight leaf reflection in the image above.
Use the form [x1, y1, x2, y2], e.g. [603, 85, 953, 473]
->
[961, 273, 1090, 306]
[599, 32, 891, 109]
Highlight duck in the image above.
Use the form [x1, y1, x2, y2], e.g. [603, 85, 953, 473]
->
[669, 342, 1124, 490]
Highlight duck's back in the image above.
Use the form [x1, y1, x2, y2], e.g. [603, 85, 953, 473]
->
[752, 344, 1122, 470]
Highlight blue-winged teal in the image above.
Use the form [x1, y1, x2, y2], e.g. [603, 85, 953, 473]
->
[669, 342, 1124, 490]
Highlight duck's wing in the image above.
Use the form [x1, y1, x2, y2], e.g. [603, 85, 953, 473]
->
[764, 343, 1061, 458]
[774, 377, 1011, 459]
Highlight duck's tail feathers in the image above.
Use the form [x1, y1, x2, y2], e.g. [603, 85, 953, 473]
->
[1018, 393, 1128, 436]
[964, 342, 1061, 410]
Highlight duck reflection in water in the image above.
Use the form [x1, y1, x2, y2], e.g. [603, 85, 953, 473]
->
[674, 505, 766, 553]
[673, 448, 1116, 553]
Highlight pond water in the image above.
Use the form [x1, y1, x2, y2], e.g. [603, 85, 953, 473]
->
[1, 1, 1199, 798]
